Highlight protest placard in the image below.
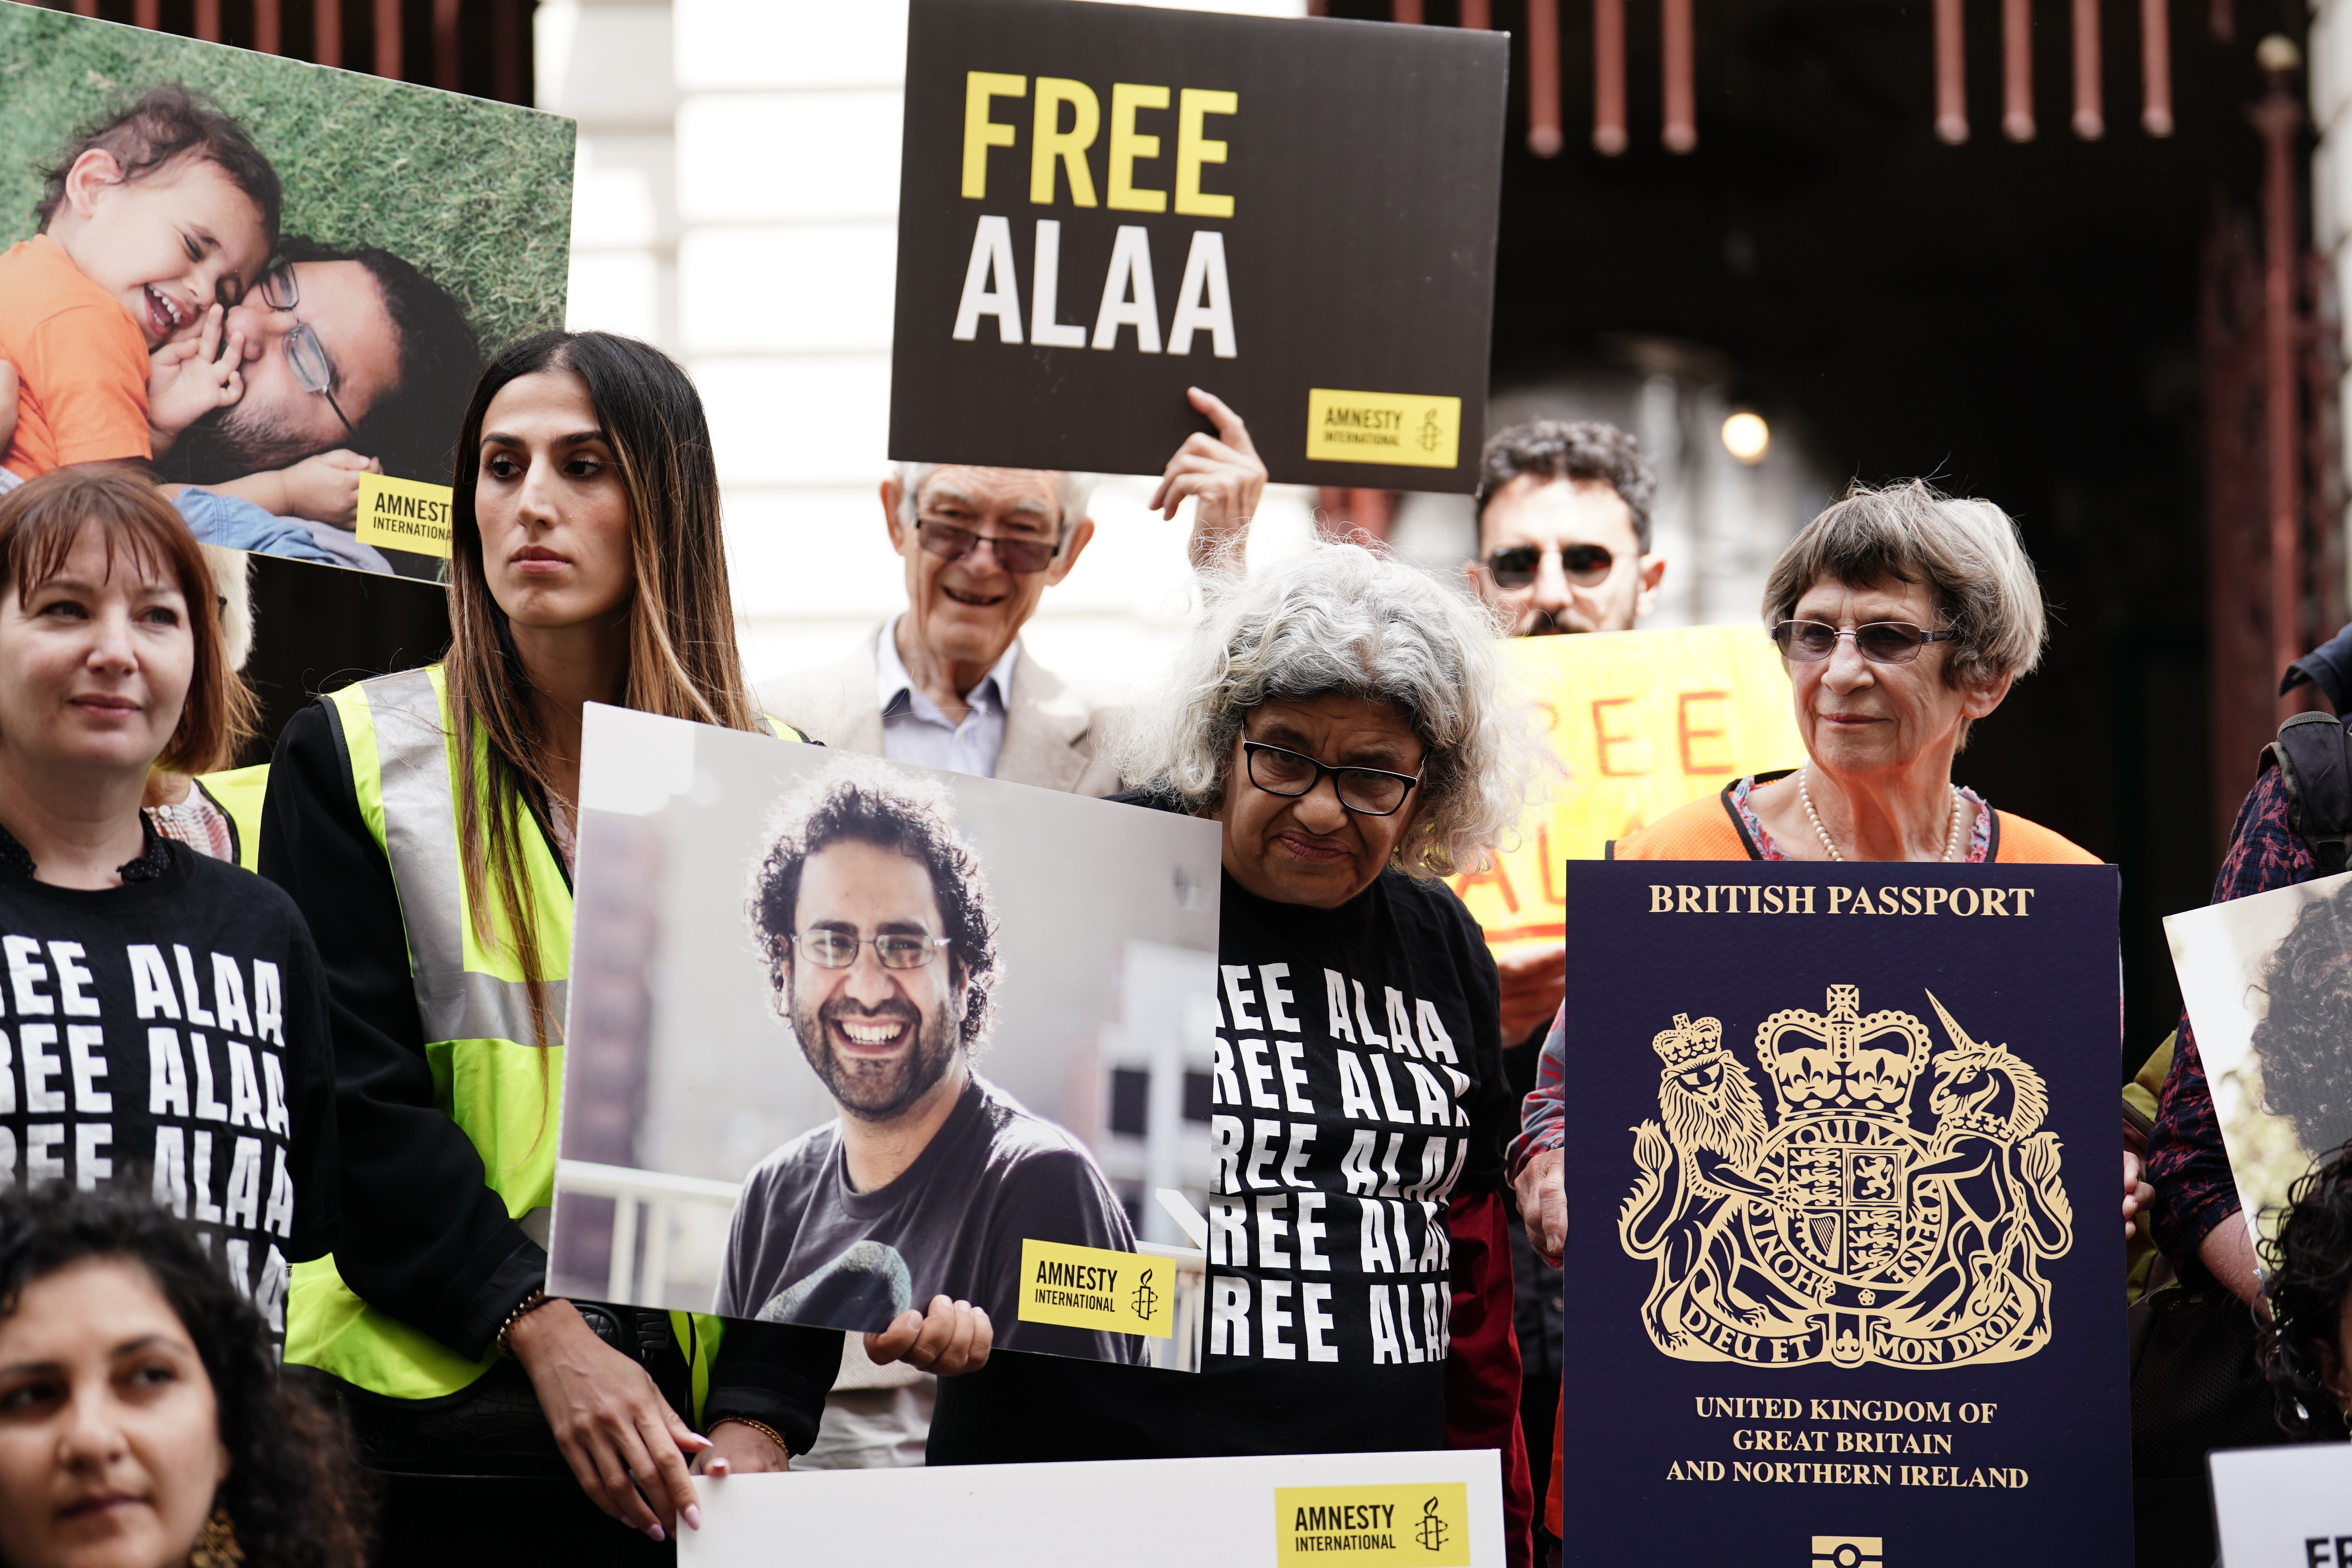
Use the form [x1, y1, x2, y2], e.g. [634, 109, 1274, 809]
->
[1556, 861, 2129, 1566]
[0, 4, 572, 579]
[548, 704, 1221, 1367]
[887, 0, 1506, 490]
[1450, 626, 1805, 953]
[2209, 1444, 2352, 1567]
[2167, 870, 2352, 1249]
[679, 1449, 1506, 1568]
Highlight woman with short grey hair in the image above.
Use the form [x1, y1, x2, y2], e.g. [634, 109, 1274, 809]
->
[926, 538, 1535, 1479]
[1615, 479, 2094, 865]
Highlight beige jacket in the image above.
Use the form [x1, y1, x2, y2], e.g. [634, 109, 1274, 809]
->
[757, 626, 1126, 797]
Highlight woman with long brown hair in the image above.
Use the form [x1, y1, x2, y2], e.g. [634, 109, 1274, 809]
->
[257, 332, 982, 1559]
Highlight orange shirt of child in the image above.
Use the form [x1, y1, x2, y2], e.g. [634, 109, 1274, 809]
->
[0, 234, 154, 479]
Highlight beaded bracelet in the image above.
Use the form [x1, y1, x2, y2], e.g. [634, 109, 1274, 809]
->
[710, 1416, 795, 1459]
[495, 1289, 552, 1354]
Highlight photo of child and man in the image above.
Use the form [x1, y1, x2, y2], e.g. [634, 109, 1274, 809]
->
[0, 3, 572, 578]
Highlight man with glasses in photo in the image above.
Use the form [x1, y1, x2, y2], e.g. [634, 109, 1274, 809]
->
[158, 236, 481, 575]
[719, 760, 1145, 1365]
[763, 390, 1270, 794]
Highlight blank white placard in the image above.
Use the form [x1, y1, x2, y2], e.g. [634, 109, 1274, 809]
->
[681, 1448, 1505, 1568]
[2210, 1443, 2352, 1566]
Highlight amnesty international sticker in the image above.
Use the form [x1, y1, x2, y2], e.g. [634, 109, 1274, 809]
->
[355, 474, 455, 559]
[1305, 389, 1462, 470]
[1275, 1483, 1471, 1566]
[1015, 1239, 1173, 1338]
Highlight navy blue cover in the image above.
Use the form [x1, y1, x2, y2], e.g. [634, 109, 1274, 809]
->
[1558, 861, 2128, 1566]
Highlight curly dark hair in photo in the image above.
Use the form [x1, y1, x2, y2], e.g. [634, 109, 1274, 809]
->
[0, 1183, 370, 1567]
[1472, 419, 1658, 551]
[747, 760, 1000, 1050]
[2249, 886, 2352, 1154]
[2261, 1142, 2352, 1438]
[35, 84, 283, 248]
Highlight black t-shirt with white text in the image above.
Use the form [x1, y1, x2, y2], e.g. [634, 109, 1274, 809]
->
[0, 827, 337, 1354]
[929, 854, 1510, 1461]
[716, 1073, 1144, 1363]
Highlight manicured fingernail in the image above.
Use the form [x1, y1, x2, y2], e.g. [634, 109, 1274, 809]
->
[685, 1506, 704, 1531]
[647, 1525, 666, 1543]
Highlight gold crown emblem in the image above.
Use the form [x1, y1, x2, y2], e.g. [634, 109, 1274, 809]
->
[1650, 1012, 1723, 1070]
[1754, 984, 1931, 1114]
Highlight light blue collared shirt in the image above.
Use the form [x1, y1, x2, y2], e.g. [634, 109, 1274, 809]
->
[874, 615, 1020, 779]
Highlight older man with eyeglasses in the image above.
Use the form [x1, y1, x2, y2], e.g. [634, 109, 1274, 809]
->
[764, 387, 1268, 795]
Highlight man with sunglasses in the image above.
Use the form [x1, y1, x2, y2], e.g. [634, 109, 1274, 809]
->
[762, 388, 1268, 793]
[1468, 418, 1663, 641]
[720, 760, 1145, 1364]
[1468, 418, 1666, 1042]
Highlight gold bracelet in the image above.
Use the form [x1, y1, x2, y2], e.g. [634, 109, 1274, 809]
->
[495, 1289, 552, 1354]
[711, 1416, 795, 1458]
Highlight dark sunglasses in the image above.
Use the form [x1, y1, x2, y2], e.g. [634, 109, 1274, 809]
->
[915, 517, 1060, 575]
[1770, 619, 1960, 666]
[1485, 542, 1615, 589]
[1241, 741, 1421, 817]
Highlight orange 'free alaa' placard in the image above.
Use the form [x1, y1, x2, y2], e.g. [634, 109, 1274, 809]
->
[1451, 626, 1804, 953]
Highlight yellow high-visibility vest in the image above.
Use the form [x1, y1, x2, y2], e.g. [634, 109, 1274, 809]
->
[283, 664, 803, 1407]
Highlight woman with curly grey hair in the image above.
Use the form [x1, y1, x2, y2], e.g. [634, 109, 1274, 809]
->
[926, 540, 1537, 1503]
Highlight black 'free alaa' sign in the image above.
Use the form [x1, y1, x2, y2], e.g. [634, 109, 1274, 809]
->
[888, 0, 1507, 492]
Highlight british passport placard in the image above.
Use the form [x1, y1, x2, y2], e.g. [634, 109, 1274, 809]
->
[1557, 862, 2129, 1566]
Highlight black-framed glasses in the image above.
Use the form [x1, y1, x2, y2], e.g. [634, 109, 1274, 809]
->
[1770, 619, 1960, 666]
[916, 517, 1061, 575]
[1241, 741, 1421, 817]
[791, 929, 952, 970]
[1485, 542, 1615, 589]
[255, 263, 357, 439]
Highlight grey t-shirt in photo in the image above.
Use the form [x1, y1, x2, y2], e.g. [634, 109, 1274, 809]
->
[716, 1073, 1148, 1364]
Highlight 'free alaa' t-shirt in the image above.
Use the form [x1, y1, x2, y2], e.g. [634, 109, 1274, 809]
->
[927, 856, 1514, 1461]
[0, 823, 338, 1355]
[715, 1072, 1147, 1363]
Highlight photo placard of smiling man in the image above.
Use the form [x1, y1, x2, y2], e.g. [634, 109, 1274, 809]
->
[716, 757, 1147, 1364]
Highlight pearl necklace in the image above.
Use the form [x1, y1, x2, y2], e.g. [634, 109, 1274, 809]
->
[1797, 765, 1964, 863]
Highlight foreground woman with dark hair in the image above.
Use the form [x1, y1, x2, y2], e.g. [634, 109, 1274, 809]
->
[0, 1184, 366, 1568]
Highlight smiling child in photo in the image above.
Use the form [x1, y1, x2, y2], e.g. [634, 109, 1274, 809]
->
[0, 86, 279, 481]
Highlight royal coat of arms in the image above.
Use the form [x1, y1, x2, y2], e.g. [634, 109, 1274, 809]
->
[1618, 984, 2073, 1369]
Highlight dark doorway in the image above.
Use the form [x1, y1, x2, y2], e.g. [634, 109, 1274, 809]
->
[1334, 0, 2309, 1059]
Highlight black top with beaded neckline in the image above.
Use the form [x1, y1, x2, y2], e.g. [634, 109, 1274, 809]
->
[0, 814, 174, 885]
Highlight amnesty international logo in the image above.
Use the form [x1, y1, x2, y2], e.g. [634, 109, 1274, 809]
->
[1275, 1483, 1470, 1566]
[1413, 1497, 1449, 1552]
[1618, 985, 2073, 1369]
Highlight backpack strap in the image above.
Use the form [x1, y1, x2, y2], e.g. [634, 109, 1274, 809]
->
[2265, 711, 2352, 875]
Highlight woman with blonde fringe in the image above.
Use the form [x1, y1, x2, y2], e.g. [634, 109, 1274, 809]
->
[256, 332, 984, 1561]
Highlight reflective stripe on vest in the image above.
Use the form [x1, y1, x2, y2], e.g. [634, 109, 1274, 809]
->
[288, 665, 571, 1400]
[364, 666, 568, 1051]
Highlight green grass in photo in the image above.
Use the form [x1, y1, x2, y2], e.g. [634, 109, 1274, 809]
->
[0, 0, 573, 358]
